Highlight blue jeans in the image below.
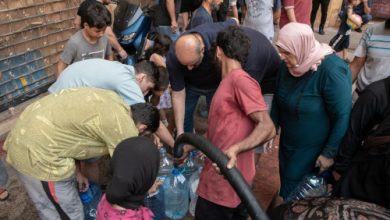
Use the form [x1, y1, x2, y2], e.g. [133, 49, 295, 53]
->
[156, 26, 181, 42]
[184, 87, 216, 133]
[0, 160, 8, 187]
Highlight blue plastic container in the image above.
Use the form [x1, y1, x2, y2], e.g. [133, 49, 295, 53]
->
[79, 182, 102, 220]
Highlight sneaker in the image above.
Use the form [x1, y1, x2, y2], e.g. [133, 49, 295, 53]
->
[319, 29, 325, 35]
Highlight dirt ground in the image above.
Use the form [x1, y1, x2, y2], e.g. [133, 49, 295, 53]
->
[0, 22, 366, 219]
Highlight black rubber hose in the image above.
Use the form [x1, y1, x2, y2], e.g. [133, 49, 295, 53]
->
[174, 133, 269, 220]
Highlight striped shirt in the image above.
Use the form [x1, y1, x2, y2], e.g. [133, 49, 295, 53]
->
[355, 21, 390, 91]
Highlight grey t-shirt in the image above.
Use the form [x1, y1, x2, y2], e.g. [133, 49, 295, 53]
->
[60, 30, 111, 65]
[355, 21, 390, 91]
[243, 0, 274, 42]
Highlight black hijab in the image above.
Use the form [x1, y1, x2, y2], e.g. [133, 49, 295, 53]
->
[106, 136, 160, 210]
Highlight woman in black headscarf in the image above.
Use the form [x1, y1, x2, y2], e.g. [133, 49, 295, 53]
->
[97, 137, 160, 220]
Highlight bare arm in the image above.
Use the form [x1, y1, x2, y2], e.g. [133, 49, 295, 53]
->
[166, 0, 177, 33]
[285, 7, 297, 22]
[150, 53, 167, 68]
[350, 56, 366, 83]
[231, 5, 239, 20]
[105, 26, 128, 60]
[225, 111, 276, 168]
[105, 53, 114, 61]
[155, 121, 175, 148]
[56, 60, 68, 79]
[362, 0, 371, 15]
[172, 89, 186, 136]
[347, 6, 362, 26]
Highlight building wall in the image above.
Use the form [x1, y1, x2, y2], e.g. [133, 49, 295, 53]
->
[0, 0, 81, 112]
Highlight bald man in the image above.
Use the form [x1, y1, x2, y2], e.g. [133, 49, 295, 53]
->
[166, 19, 281, 136]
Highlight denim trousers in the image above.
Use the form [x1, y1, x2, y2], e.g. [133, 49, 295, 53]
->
[184, 86, 216, 133]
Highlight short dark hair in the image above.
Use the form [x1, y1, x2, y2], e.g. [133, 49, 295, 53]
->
[216, 26, 250, 65]
[130, 103, 160, 133]
[83, 3, 112, 29]
[134, 60, 159, 84]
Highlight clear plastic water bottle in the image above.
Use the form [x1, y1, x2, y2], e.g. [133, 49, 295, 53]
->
[164, 168, 189, 220]
[79, 182, 102, 220]
[144, 147, 173, 220]
[285, 173, 328, 202]
[188, 167, 202, 217]
[159, 147, 173, 178]
[183, 151, 199, 180]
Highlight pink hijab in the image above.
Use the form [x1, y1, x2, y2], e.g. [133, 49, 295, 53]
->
[276, 22, 334, 77]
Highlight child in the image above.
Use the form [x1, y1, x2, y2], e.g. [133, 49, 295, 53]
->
[96, 137, 160, 220]
[57, 3, 112, 77]
[329, 0, 362, 61]
[145, 35, 174, 132]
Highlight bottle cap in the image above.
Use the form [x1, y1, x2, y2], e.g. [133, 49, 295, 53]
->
[80, 190, 93, 203]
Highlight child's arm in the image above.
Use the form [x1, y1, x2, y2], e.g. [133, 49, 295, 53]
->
[105, 26, 127, 60]
[362, 0, 371, 15]
[347, 5, 362, 27]
[150, 53, 166, 68]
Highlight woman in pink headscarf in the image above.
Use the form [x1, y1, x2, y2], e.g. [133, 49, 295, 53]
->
[271, 22, 352, 200]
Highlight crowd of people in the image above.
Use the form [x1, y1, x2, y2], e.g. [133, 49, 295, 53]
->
[1, 0, 390, 219]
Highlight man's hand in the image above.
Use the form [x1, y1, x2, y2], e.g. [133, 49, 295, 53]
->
[174, 144, 195, 165]
[171, 20, 178, 33]
[212, 145, 239, 174]
[332, 171, 342, 181]
[76, 171, 89, 192]
[118, 49, 128, 60]
[316, 155, 334, 173]
[152, 133, 163, 148]
[225, 145, 239, 169]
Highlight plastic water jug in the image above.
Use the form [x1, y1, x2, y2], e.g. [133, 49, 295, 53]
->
[163, 168, 189, 219]
[188, 167, 202, 217]
[144, 147, 173, 220]
[79, 182, 102, 220]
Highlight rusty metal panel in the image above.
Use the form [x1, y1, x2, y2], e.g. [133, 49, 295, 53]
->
[0, 0, 81, 112]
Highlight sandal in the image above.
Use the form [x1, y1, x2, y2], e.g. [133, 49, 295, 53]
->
[0, 188, 9, 201]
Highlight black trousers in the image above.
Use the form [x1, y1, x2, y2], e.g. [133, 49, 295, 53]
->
[194, 196, 248, 220]
[310, 0, 331, 28]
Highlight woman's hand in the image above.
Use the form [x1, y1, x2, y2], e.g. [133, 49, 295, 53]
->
[315, 155, 334, 173]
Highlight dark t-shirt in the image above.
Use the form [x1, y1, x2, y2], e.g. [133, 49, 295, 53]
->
[187, 6, 213, 30]
[354, 0, 372, 15]
[166, 19, 281, 93]
[153, 0, 180, 26]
